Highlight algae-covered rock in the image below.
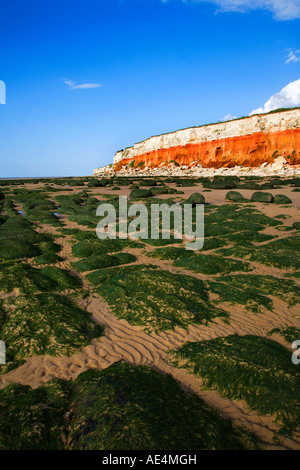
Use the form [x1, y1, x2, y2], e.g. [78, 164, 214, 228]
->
[251, 192, 273, 203]
[293, 222, 300, 230]
[210, 180, 237, 189]
[225, 191, 247, 202]
[185, 192, 205, 206]
[139, 179, 157, 187]
[150, 186, 169, 195]
[273, 194, 292, 205]
[130, 189, 152, 199]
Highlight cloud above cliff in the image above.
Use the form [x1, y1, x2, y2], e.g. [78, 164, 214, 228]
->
[223, 113, 237, 121]
[166, 1, 300, 20]
[250, 78, 300, 115]
[64, 79, 102, 90]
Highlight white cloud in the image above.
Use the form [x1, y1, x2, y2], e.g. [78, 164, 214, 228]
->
[170, 1, 300, 20]
[64, 79, 102, 90]
[250, 78, 300, 115]
[285, 50, 300, 63]
[223, 113, 237, 121]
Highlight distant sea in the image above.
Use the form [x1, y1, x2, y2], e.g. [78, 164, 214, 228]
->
[0, 176, 88, 180]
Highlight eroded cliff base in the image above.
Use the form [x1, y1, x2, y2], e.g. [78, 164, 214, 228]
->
[95, 157, 300, 179]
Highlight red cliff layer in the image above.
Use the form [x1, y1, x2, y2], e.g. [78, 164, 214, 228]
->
[115, 129, 300, 171]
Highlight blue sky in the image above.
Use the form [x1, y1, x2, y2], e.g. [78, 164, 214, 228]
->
[0, 0, 299, 177]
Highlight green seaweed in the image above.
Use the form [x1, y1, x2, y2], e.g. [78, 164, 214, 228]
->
[0, 379, 71, 450]
[174, 254, 251, 275]
[68, 362, 260, 450]
[72, 238, 140, 258]
[207, 280, 273, 313]
[73, 252, 136, 272]
[170, 335, 300, 435]
[217, 273, 300, 305]
[0, 293, 104, 372]
[0, 216, 59, 260]
[0, 363, 260, 450]
[33, 253, 64, 265]
[87, 264, 227, 331]
[268, 327, 300, 344]
[217, 236, 300, 271]
[149, 246, 196, 260]
[39, 266, 82, 290]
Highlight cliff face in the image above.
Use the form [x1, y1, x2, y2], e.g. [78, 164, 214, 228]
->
[113, 109, 300, 171]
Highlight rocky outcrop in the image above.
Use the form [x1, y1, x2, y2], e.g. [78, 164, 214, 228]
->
[93, 164, 114, 176]
[112, 109, 300, 171]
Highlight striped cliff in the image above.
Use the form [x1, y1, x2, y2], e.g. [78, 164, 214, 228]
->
[112, 108, 300, 171]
